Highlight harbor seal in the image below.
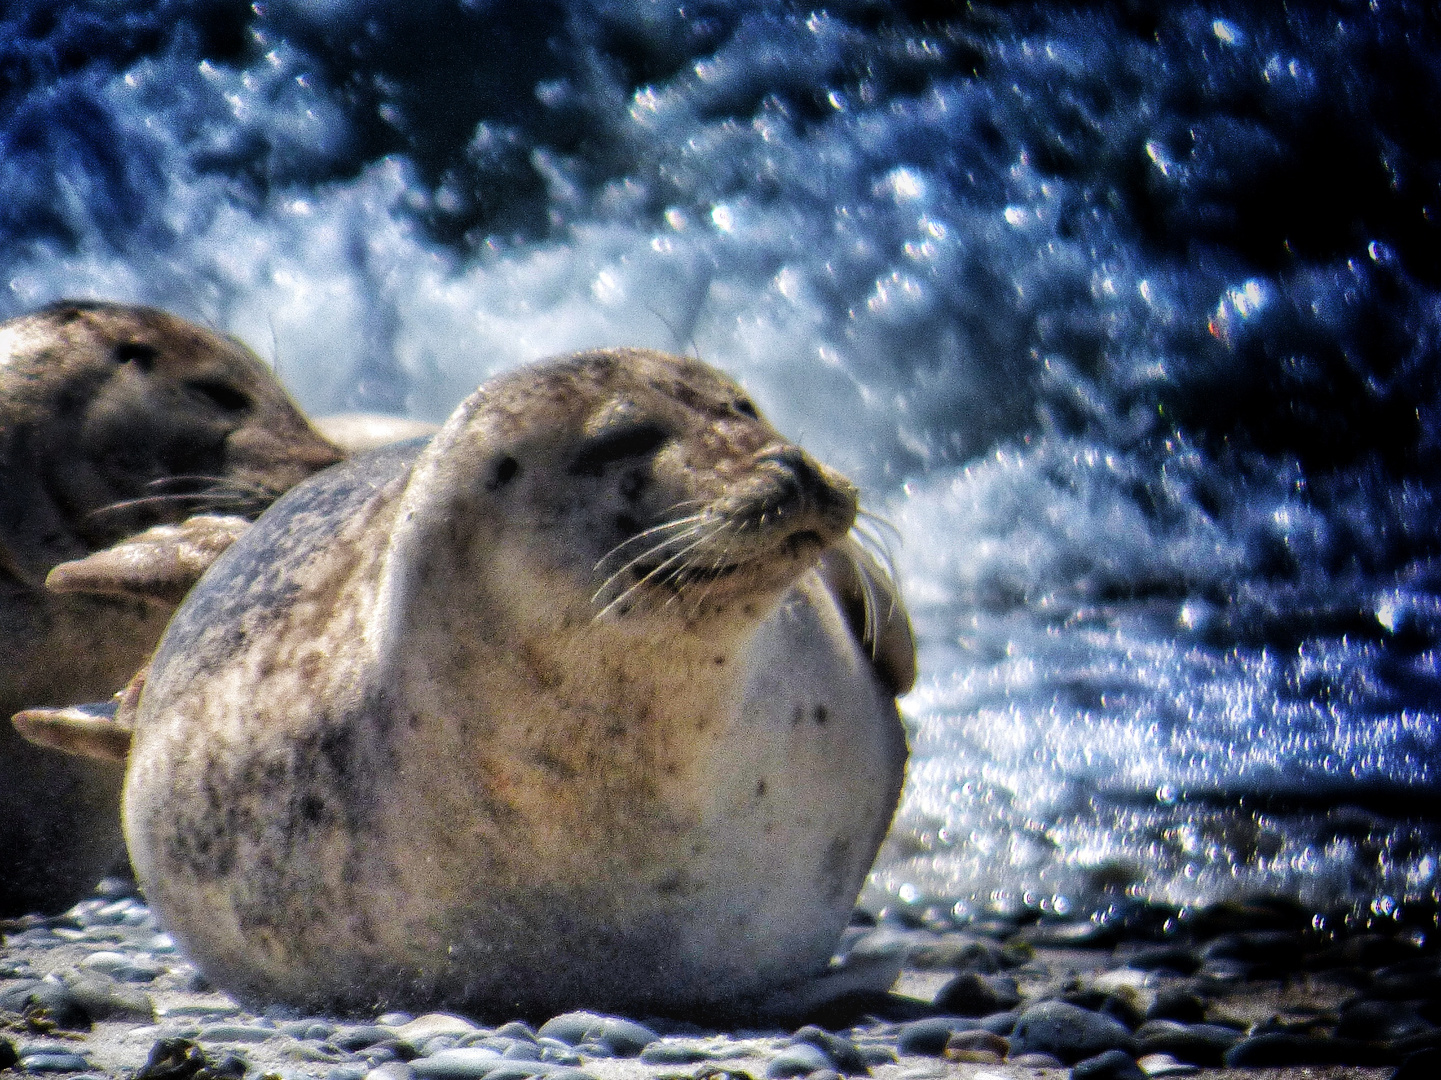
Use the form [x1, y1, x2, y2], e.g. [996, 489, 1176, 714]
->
[0, 300, 343, 916]
[116, 347, 913, 1020]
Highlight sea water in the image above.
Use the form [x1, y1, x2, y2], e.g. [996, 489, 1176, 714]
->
[3, 0, 1439, 927]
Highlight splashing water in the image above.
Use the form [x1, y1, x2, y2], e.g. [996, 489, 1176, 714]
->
[4, 0, 1440, 925]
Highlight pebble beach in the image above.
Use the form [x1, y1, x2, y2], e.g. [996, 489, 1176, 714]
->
[2, 878, 1433, 1080]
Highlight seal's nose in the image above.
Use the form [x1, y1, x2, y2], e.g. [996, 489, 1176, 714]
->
[754, 444, 858, 533]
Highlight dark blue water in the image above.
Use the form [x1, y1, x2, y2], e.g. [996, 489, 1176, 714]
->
[4, 0, 1440, 927]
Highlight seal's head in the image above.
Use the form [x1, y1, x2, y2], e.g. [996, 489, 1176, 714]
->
[0, 300, 343, 585]
[403, 347, 858, 639]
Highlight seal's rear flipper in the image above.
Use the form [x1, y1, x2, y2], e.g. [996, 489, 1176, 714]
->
[13, 701, 132, 762]
[45, 513, 250, 607]
[752, 949, 907, 1026]
[12, 662, 146, 762]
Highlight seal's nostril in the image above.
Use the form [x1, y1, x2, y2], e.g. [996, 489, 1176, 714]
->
[756, 445, 822, 490]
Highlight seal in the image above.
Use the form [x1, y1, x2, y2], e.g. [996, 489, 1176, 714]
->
[0, 300, 343, 916]
[116, 347, 913, 1020]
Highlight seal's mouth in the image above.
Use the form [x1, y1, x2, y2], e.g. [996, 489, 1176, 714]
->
[785, 529, 827, 555]
[630, 557, 742, 589]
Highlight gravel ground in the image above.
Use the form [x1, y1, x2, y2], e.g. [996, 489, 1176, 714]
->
[1, 878, 1429, 1080]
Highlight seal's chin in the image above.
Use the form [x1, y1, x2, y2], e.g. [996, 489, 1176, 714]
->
[784, 529, 828, 556]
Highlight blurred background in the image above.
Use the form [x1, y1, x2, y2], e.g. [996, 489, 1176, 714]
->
[4, 0, 1439, 932]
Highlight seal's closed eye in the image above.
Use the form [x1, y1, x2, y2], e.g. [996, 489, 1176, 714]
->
[186, 379, 251, 414]
[568, 421, 668, 475]
[114, 342, 158, 369]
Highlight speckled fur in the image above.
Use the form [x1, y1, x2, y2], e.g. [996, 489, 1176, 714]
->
[123, 349, 911, 1021]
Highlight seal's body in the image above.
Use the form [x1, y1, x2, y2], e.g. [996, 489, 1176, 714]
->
[0, 301, 342, 915]
[123, 348, 912, 1020]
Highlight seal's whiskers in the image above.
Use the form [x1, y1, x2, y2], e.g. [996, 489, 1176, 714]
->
[593, 518, 730, 620]
[590, 515, 710, 606]
[678, 518, 748, 618]
[593, 509, 708, 574]
[90, 475, 282, 520]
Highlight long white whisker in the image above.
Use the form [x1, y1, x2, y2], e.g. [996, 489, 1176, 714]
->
[593, 512, 708, 573]
[590, 520, 711, 605]
[843, 533, 897, 634]
[681, 519, 745, 618]
[851, 519, 900, 594]
[852, 545, 881, 650]
[593, 523, 728, 621]
[856, 507, 902, 543]
[87, 492, 232, 517]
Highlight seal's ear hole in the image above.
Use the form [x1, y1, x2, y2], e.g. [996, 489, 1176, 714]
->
[487, 455, 520, 490]
[186, 379, 251, 413]
[114, 342, 158, 371]
[733, 398, 759, 418]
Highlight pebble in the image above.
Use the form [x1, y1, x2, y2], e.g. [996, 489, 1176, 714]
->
[1136, 1052, 1199, 1077]
[534, 1013, 657, 1057]
[1395, 1047, 1441, 1080]
[1007, 1000, 1137, 1065]
[1338, 997, 1436, 1040]
[1221, 1032, 1392, 1067]
[1133, 1019, 1240, 1065]
[336, 1026, 403, 1051]
[638, 1042, 711, 1064]
[157, 1001, 243, 1017]
[10, 878, 1441, 1080]
[1144, 989, 1206, 1023]
[20, 1051, 96, 1072]
[368, 1064, 417, 1080]
[1120, 944, 1200, 975]
[763, 1042, 833, 1078]
[787, 1025, 868, 1073]
[411, 1048, 504, 1079]
[483, 1064, 571, 1080]
[1200, 930, 1304, 977]
[78, 950, 163, 982]
[941, 1029, 1007, 1062]
[198, 1023, 280, 1042]
[63, 972, 155, 1021]
[1071, 1048, 1146, 1080]
[903, 935, 1004, 972]
[973, 1009, 1017, 1034]
[0, 978, 91, 1029]
[1006, 1051, 1064, 1066]
[931, 971, 1020, 1015]
[895, 1018, 966, 1056]
[395, 1015, 482, 1042]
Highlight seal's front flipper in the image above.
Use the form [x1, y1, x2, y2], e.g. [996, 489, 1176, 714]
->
[45, 513, 250, 607]
[818, 537, 917, 695]
[13, 700, 132, 762]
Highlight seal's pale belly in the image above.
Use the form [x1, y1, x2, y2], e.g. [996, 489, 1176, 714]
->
[123, 350, 911, 1020]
